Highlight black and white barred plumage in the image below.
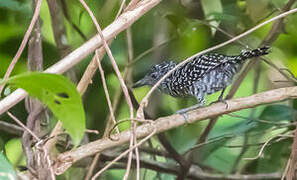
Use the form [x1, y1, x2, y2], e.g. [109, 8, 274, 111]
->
[133, 46, 270, 109]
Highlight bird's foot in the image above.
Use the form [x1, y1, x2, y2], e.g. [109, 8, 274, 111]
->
[210, 99, 229, 109]
[176, 104, 202, 124]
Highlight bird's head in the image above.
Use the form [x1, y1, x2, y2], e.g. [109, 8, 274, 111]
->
[133, 61, 176, 88]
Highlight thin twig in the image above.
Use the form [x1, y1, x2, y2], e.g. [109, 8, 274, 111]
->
[91, 122, 156, 180]
[184, 135, 234, 155]
[287, 122, 297, 179]
[125, 0, 140, 12]
[85, 0, 139, 176]
[84, 50, 121, 180]
[126, 27, 140, 180]
[8, 111, 55, 180]
[0, 121, 24, 136]
[128, 86, 188, 173]
[116, 0, 127, 18]
[282, 158, 290, 180]
[7, 112, 40, 141]
[46, 0, 72, 57]
[95, 50, 117, 133]
[85, 129, 99, 134]
[78, 1, 136, 178]
[82, 48, 111, 180]
[0, 0, 42, 94]
[78, 0, 134, 118]
[244, 131, 293, 160]
[60, 0, 87, 41]
[127, 36, 175, 67]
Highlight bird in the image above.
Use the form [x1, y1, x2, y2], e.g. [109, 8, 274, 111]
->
[133, 46, 270, 114]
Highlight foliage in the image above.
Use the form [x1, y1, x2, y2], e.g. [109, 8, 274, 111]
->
[0, 73, 85, 146]
[0, 0, 297, 179]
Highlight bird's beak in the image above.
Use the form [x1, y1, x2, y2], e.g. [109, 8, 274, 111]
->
[132, 78, 147, 88]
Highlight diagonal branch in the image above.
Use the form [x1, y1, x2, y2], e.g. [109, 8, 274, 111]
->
[54, 86, 297, 174]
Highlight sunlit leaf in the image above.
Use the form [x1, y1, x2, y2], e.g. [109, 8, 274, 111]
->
[5, 138, 24, 166]
[0, 153, 17, 180]
[0, 72, 85, 146]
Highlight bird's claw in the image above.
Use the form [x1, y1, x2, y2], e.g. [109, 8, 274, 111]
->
[181, 113, 190, 124]
[176, 109, 190, 124]
[176, 104, 202, 124]
[210, 99, 229, 109]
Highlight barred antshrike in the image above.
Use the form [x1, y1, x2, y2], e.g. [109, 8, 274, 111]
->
[133, 46, 270, 113]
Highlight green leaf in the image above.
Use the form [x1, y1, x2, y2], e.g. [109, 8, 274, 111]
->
[193, 135, 235, 173]
[260, 105, 294, 121]
[0, 153, 17, 180]
[223, 120, 257, 136]
[5, 138, 25, 166]
[255, 105, 293, 130]
[0, 72, 85, 146]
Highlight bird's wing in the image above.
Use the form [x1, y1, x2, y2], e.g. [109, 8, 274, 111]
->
[180, 54, 227, 81]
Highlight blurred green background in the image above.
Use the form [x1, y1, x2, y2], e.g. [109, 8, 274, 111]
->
[1, 0, 297, 179]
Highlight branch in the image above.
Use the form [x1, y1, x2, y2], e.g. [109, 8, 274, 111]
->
[0, 0, 161, 115]
[0, 121, 23, 136]
[287, 123, 297, 179]
[100, 152, 281, 180]
[54, 86, 297, 174]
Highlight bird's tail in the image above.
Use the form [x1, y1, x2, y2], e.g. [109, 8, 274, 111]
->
[240, 46, 270, 60]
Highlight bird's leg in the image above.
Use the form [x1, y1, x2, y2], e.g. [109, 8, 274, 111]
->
[210, 87, 229, 109]
[176, 96, 205, 123]
[176, 103, 203, 114]
[218, 87, 226, 102]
